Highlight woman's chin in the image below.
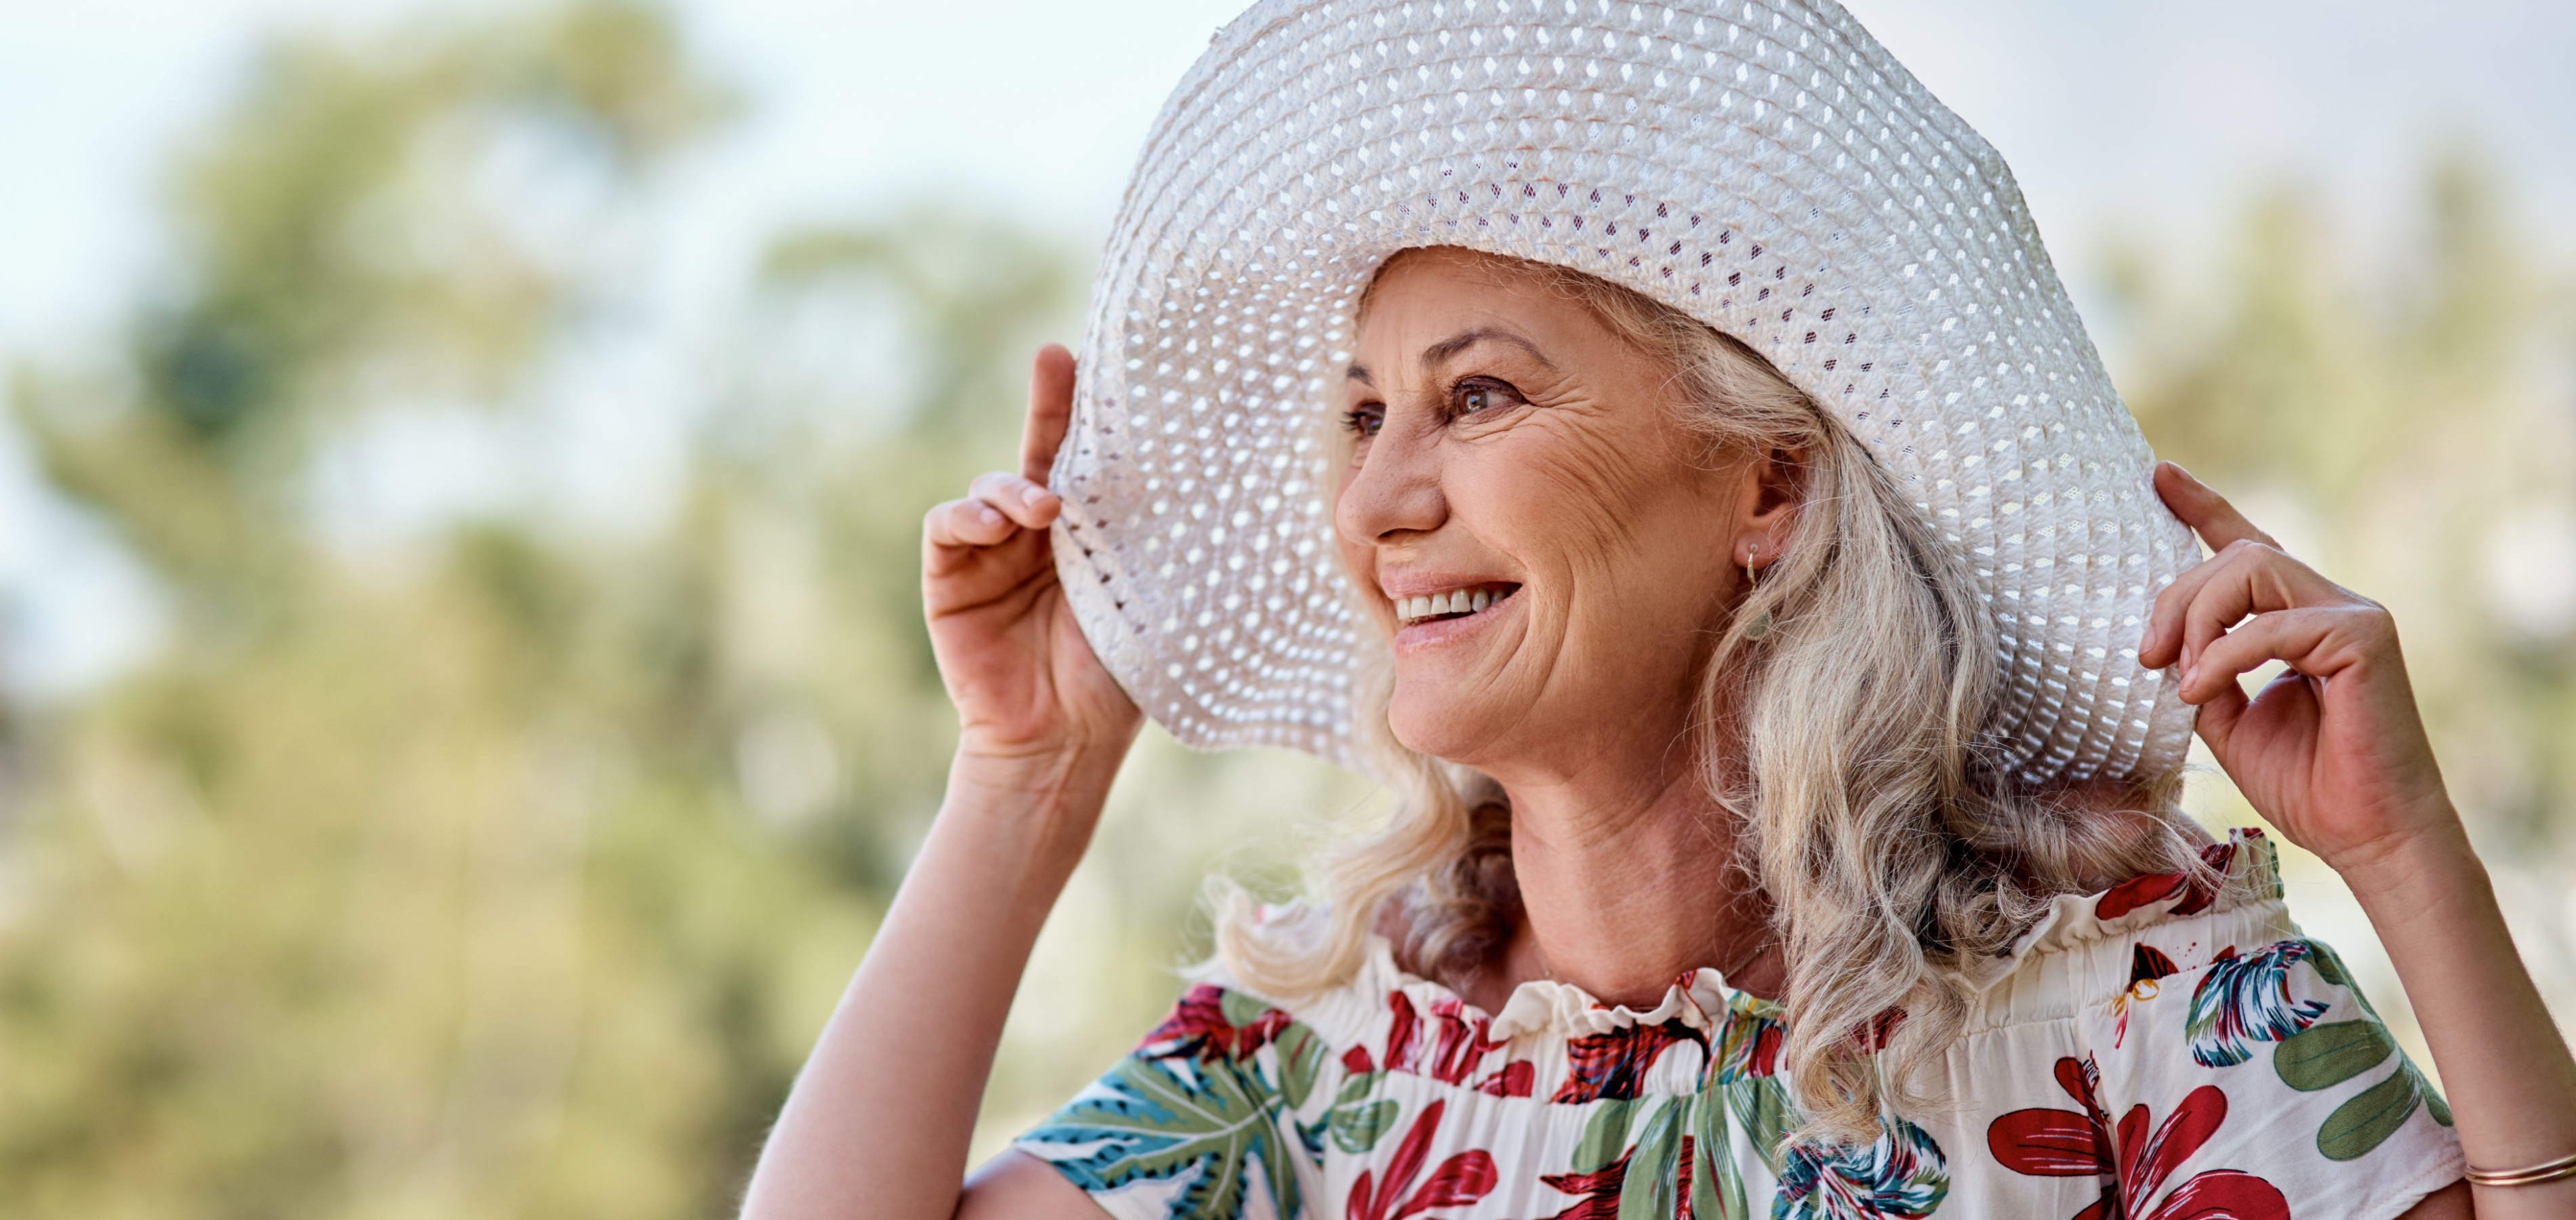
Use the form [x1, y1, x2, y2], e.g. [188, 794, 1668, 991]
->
[1384, 684, 1518, 765]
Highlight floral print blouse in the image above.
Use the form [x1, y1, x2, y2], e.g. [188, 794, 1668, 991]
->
[1014, 830, 2464, 1219]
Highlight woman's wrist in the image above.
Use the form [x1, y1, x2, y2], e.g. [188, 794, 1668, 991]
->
[943, 733, 1133, 866]
[2319, 807, 2482, 912]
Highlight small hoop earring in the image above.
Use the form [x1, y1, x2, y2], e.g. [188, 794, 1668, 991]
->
[1743, 544, 1772, 640]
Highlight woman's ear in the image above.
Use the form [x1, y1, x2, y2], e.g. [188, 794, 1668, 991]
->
[1739, 445, 1805, 569]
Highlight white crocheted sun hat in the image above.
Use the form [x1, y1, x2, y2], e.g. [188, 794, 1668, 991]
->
[1048, 0, 2200, 783]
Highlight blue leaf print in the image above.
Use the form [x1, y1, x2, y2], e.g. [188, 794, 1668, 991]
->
[2186, 939, 2332, 1069]
[1771, 1116, 1950, 1219]
[1020, 1053, 1300, 1220]
[1019, 990, 1307, 1220]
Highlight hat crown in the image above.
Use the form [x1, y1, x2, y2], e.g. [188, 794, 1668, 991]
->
[1051, 0, 2198, 781]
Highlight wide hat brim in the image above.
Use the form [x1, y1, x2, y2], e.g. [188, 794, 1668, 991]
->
[1049, 0, 2199, 783]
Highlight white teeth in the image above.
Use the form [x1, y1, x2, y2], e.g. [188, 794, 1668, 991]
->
[1394, 586, 1508, 623]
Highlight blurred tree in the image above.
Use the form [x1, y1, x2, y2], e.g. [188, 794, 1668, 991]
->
[2118, 155, 2576, 851]
[0, 4, 895, 1216]
[0, 3, 1354, 1213]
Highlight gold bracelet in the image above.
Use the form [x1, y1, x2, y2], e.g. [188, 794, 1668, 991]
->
[2466, 1152, 2576, 1188]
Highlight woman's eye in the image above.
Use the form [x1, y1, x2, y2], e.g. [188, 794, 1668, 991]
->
[1453, 378, 1523, 416]
[1344, 405, 1384, 439]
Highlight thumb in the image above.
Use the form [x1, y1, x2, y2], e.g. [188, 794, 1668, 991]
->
[2192, 678, 2249, 760]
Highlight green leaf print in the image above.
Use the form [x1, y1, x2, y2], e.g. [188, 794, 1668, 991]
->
[2273, 1019, 2395, 1091]
[1220, 988, 1276, 1028]
[2415, 1062, 2454, 1126]
[1728, 1076, 1794, 1173]
[2306, 941, 2347, 988]
[1330, 1098, 1400, 1154]
[1276, 1022, 1325, 1110]
[1691, 1085, 1753, 1220]
[1325, 1068, 1399, 1154]
[1332, 1071, 1375, 1106]
[1024, 1052, 1302, 1219]
[1771, 1114, 1950, 1219]
[2271, 1002, 2452, 1160]
[1574, 1097, 1645, 1173]
[1617, 1101, 1687, 1220]
[2320, 1070, 2427, 1162]
[1710, 994, 1792, 1173]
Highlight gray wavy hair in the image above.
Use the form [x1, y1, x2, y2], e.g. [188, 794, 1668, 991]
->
[1213, 249, 2204, 1144]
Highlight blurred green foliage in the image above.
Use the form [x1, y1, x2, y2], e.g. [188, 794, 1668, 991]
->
[0, 5, 1359, 1215]
[2113, 157, 2576, 849]
[0, 3, 2568, 1217]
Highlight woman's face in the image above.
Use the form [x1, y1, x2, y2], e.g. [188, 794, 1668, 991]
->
[1335, 249, 1788, 775]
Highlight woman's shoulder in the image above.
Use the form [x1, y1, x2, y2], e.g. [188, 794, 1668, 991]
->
[1958, 827, 2297, 1023]
[1953, 828, 2464, 1219]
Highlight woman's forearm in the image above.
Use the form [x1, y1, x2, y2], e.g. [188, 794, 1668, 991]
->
[738, 746, 1124, 1220]
[2340, 815, 2576, 1217]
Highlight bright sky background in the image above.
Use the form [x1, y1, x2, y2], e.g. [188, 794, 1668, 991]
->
[4, 0, 2574, 692]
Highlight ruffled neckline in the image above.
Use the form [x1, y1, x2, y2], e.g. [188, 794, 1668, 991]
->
[1954, 826, 2281, 993]
[1363, 828, 2280, 1040]
[1487, 965, 1750, 1042]
[1362, 936, 1770, 1043]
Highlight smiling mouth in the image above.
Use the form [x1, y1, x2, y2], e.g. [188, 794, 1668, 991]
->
[1391, 583, 1521, 626]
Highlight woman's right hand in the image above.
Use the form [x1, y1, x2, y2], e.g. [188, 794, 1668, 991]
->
[742, 346, 1140, 1220]
[923, 344, 1142, 771]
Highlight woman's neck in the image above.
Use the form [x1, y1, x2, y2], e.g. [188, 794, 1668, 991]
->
[1464, 757, 1784, 1013]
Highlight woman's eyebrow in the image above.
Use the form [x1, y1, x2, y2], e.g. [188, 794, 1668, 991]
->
[1345, 362, 1374, 387]
[1421, 327, 1553, 371]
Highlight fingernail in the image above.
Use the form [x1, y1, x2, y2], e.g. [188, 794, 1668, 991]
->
[979, 506, 1003, 526]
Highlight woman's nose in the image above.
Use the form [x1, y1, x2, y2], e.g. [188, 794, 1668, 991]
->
[1333, 424, 1447, 546]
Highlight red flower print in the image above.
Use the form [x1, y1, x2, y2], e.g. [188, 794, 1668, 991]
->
[1346, 1099, 1499, 1220]
[1988, 1057, 2118, 1219]
[2095, 840, 2239, 922]
[1550, 1019, 1708, 1103]
[1853, 1006, 1908, 1054]
[1140, 983, 1289, 1063]
[1712, 998, 1785, 1082]
[2110, 943, 2181, 1049]
[2110, 1086, 2286, 1220]
[1480, 1059, 1537, 1097]
[1674, 1135, 1695, 1220]
[1386, 991, 1533, 1097]
[1990, 1063, 2287, 1220]
[1529, 1150, 1629, 1220]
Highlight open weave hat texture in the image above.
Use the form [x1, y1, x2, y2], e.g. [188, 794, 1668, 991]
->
[1049, 0, 2200, 783]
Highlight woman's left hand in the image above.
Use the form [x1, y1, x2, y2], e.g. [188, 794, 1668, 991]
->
[2138, 462, 2461, 875]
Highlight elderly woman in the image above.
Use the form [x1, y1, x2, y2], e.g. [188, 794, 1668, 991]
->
[742, 2, 2576, 1218]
